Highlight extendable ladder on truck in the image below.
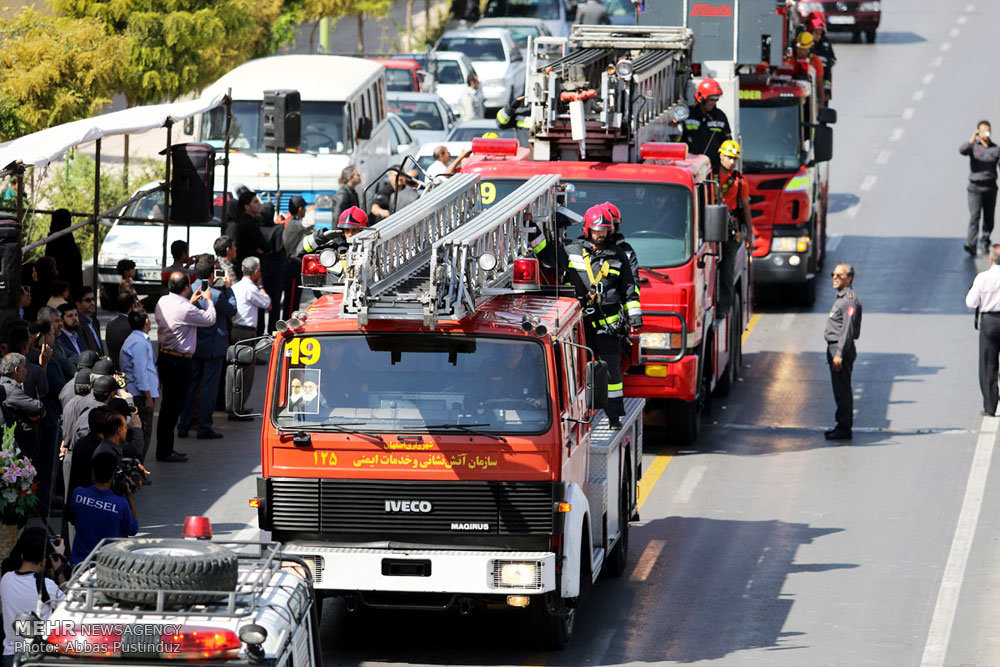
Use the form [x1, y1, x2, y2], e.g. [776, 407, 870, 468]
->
[340, 174, 562, 328]
[527, 24, 694, 162]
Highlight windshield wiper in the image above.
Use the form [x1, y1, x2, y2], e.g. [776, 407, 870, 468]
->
[279, 422, 387, 446]
[421, 423, 508, 444]
[641, 268, 673, 282]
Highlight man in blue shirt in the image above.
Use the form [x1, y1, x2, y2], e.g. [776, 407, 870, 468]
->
[119, 309, 158, 458]
[69, 448, 139, 564]
[179, 256, 236, 440]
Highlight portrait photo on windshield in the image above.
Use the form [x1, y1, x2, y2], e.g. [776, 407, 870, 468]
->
[287, 369, 322, 414]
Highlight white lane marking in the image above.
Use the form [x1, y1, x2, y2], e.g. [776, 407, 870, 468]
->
[903, 107, 916, 120]
[778, 312, 795, 331]
[860, 175, 877, 191]
[957, 15, 968, 24]
[930, 56, 943, 67]
[912, 90, 925, 102]
[948, 27, 960, 38]
[847, 204, 861, 219]
[890, 127, 905, 142]
[712, 423, 972, 436]
[920, 415, 999, 667]
[827, 235, 842, 253]
[673, 465, 707, 504]
[922, 73, 935, 85]
[940, 42, 952, 52]
[630, 540, 666, 581]
[876, 149, 892, 165]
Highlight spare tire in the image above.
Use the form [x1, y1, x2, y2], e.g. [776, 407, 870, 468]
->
[94, 538, 238, 606]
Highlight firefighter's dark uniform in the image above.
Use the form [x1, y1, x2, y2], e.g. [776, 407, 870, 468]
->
[614, 234, 640, 287]
[496, 100, 531, 146]
[824, 287, 862, 436]
[812, 35, 836, 102]
[681, 105, 732, 171]
[531, 232, 641, 421]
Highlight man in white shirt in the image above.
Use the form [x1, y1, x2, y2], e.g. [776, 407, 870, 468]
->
[425, 146, 473, 183]
[459, 73, 485, 122]
[230, 257, 272, 415]
[966, 244, 1000, 415]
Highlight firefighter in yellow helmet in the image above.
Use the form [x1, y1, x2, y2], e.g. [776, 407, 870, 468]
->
[787, 32, 827, 107]
[715, 139, 750, 314]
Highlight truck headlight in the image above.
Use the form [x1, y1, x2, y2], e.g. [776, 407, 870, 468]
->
[497, 561, 539, 588]
[640, 333, 682, 349]
[771, 236, 810, 253]
[315, 194, 334, 209]
[859, 1, 880, 10]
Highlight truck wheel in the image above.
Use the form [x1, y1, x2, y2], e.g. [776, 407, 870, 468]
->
[94, 537, 238, 606]
[714, 298, 741, 397]
[605, 467, 631, 578]
[532, 539, 589, 650]
[864, 29, 877, 43]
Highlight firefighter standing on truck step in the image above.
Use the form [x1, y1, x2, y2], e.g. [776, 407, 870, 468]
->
[530, 205, 641, 429]
[716, 140, 750, 313]
[602, 201, 639, 286]
[678, 78, 732, 172]
[496, 96, 531, 146]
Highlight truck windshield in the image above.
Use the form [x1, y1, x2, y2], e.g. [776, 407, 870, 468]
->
[739, 104, 802, 172]
[202, 100, 349, 154]
[478, 178, 693, 268]
[273, 334, 550, 434]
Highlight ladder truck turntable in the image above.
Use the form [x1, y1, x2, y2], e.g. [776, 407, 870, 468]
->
[229, 173, 644, 649]
[462, 24, 749, 447]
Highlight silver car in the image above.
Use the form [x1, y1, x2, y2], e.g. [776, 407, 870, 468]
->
[472, 17, 553, 49]
[393, 52, 478, 117]
[434, 28, 526, 111]
[480, 0, 572, 38]
[387, 91, 457, 145]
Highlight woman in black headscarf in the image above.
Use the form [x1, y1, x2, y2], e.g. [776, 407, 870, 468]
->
[44, 209, 82, 289]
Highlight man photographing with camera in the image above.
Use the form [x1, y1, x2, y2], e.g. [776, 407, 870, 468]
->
[68, 449, 138, 565]
[961, 120, 1000, 256]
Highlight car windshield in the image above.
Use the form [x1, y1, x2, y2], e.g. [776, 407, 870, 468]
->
[481, 25, 542, 48]
[437, 37, 506, 61]
[446, 125, 517, 141]
[273, 334, 550, 434]
[120, 189, 221, 225]
[739, 103, 803, 172]
[388, 99, 445, 131]
[384, 68, 416, 91]
[202, 100, 349, 154]
[603, 0, 633, 17]
[435, 60, 465, 84]
[484, 0, 561, 21]
[478, 178, 693, 267]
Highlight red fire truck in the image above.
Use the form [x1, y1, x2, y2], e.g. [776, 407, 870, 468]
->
[229, 173, 645, 649]
[462, 25, 749, 446]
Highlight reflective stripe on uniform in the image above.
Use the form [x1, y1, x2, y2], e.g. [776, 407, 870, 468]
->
[626, 300, 641, 314]
[567, 253, 585, 264]
[608, 382, 624, 398]
[496, 108, 510, 124]
[531, 238, 547, 253]
[516, 120, 530, 128]
[591, 313, 621, 327]
[608, 268, 620, 275]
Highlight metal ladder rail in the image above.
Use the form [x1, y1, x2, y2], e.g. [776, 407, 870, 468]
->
[567, 24, 694, 50]
[429, 175, 561, 323]
[341, 173, 481, 322]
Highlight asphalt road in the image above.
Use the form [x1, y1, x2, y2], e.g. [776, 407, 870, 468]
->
[133, 1, 1000, 665]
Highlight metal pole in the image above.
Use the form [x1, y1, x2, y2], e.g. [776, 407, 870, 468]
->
[14, 166, 24, 226]
[162, 122, 173, 273]
[93, 139, 101, 290]
[222, 92, 232, 231]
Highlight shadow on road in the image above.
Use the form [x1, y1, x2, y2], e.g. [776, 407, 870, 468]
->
[827, 192, 860, 214]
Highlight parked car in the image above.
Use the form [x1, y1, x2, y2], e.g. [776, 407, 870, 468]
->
[472, 17, 552, 49]
[386, 91, 457, 145]
[392, 52, 478, 116]
[434, 28, 526, 111]
[445, 119, 518, 142]
[480, 0, 572, 37]
[371, 58, 430, 92]
[797, 0, 881, 42]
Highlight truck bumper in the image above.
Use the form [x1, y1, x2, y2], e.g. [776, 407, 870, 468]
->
[825, 12, 880, 32]
[751, 252, 811, 284]
[281, 543, 557, 594]
[624, 354, 698, 401]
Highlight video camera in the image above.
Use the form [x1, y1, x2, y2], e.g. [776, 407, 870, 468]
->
[300, 226, 345, 255]
[112, 458, 147, 497]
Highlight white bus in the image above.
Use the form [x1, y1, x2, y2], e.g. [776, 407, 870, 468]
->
[198, 54, 411, 226]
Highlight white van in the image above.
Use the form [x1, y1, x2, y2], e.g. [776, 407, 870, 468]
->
[197, 55, 412, 226]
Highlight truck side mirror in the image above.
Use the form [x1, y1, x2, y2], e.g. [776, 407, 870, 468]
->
[357, 117, 373, 141]
[813, 124, 833, 163]
[183, 117, 195, 136]
[585, 360, 609, 411]
[226, 343, 256, 367]
[703, 204, 729, 243]
[817, 107, 837, 125]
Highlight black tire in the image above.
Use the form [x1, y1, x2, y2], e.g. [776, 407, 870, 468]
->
[94, 538, 238, 606]
[851, 30, 862, 43]
[864, 29, 877, 43]
[714, 299, 740, 397]
[605, 465, 631, 578]
[532, 532, 590, 650]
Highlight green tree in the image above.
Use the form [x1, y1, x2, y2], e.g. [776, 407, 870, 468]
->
[291, 0, 391, 53]
[0, 9, 124, 137]
[53, 0, 284, 106]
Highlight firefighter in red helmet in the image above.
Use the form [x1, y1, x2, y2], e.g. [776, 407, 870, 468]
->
[529, 204, 640, 428]
[337, 206, 368, 238]
[678, 77, 733, 171]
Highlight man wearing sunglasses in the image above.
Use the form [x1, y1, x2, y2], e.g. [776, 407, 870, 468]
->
[824, 264, 862, 440]
[73, 286, 103, 355]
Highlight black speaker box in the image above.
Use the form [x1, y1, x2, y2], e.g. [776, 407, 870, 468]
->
[0, 214, 21, 309]
[170, 143, 216, 223]
[262, 89, 302, 151]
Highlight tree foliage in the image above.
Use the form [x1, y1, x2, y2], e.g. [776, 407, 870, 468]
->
[0, 9, 124, 136]
[53, 0, 284, 105]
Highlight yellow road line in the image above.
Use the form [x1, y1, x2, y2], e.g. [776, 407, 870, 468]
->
[630, 539, 666, 582]
[637, 447, 675, 511]
[742, 312, 761, 344]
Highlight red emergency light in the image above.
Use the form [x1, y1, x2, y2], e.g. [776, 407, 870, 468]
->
[472, 138, 519, 156]
[301, 254, 326, 275]
[512, 257, 540, 291]
[47, 624, 241, 660]
[182, 515, 212, 540]
[639, 142, 688, 161]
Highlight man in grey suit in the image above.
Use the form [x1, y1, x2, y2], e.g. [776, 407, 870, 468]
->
[575, 0, 610, 25]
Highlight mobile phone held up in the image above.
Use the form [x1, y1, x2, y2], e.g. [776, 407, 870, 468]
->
[201, 279, 209, 292]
